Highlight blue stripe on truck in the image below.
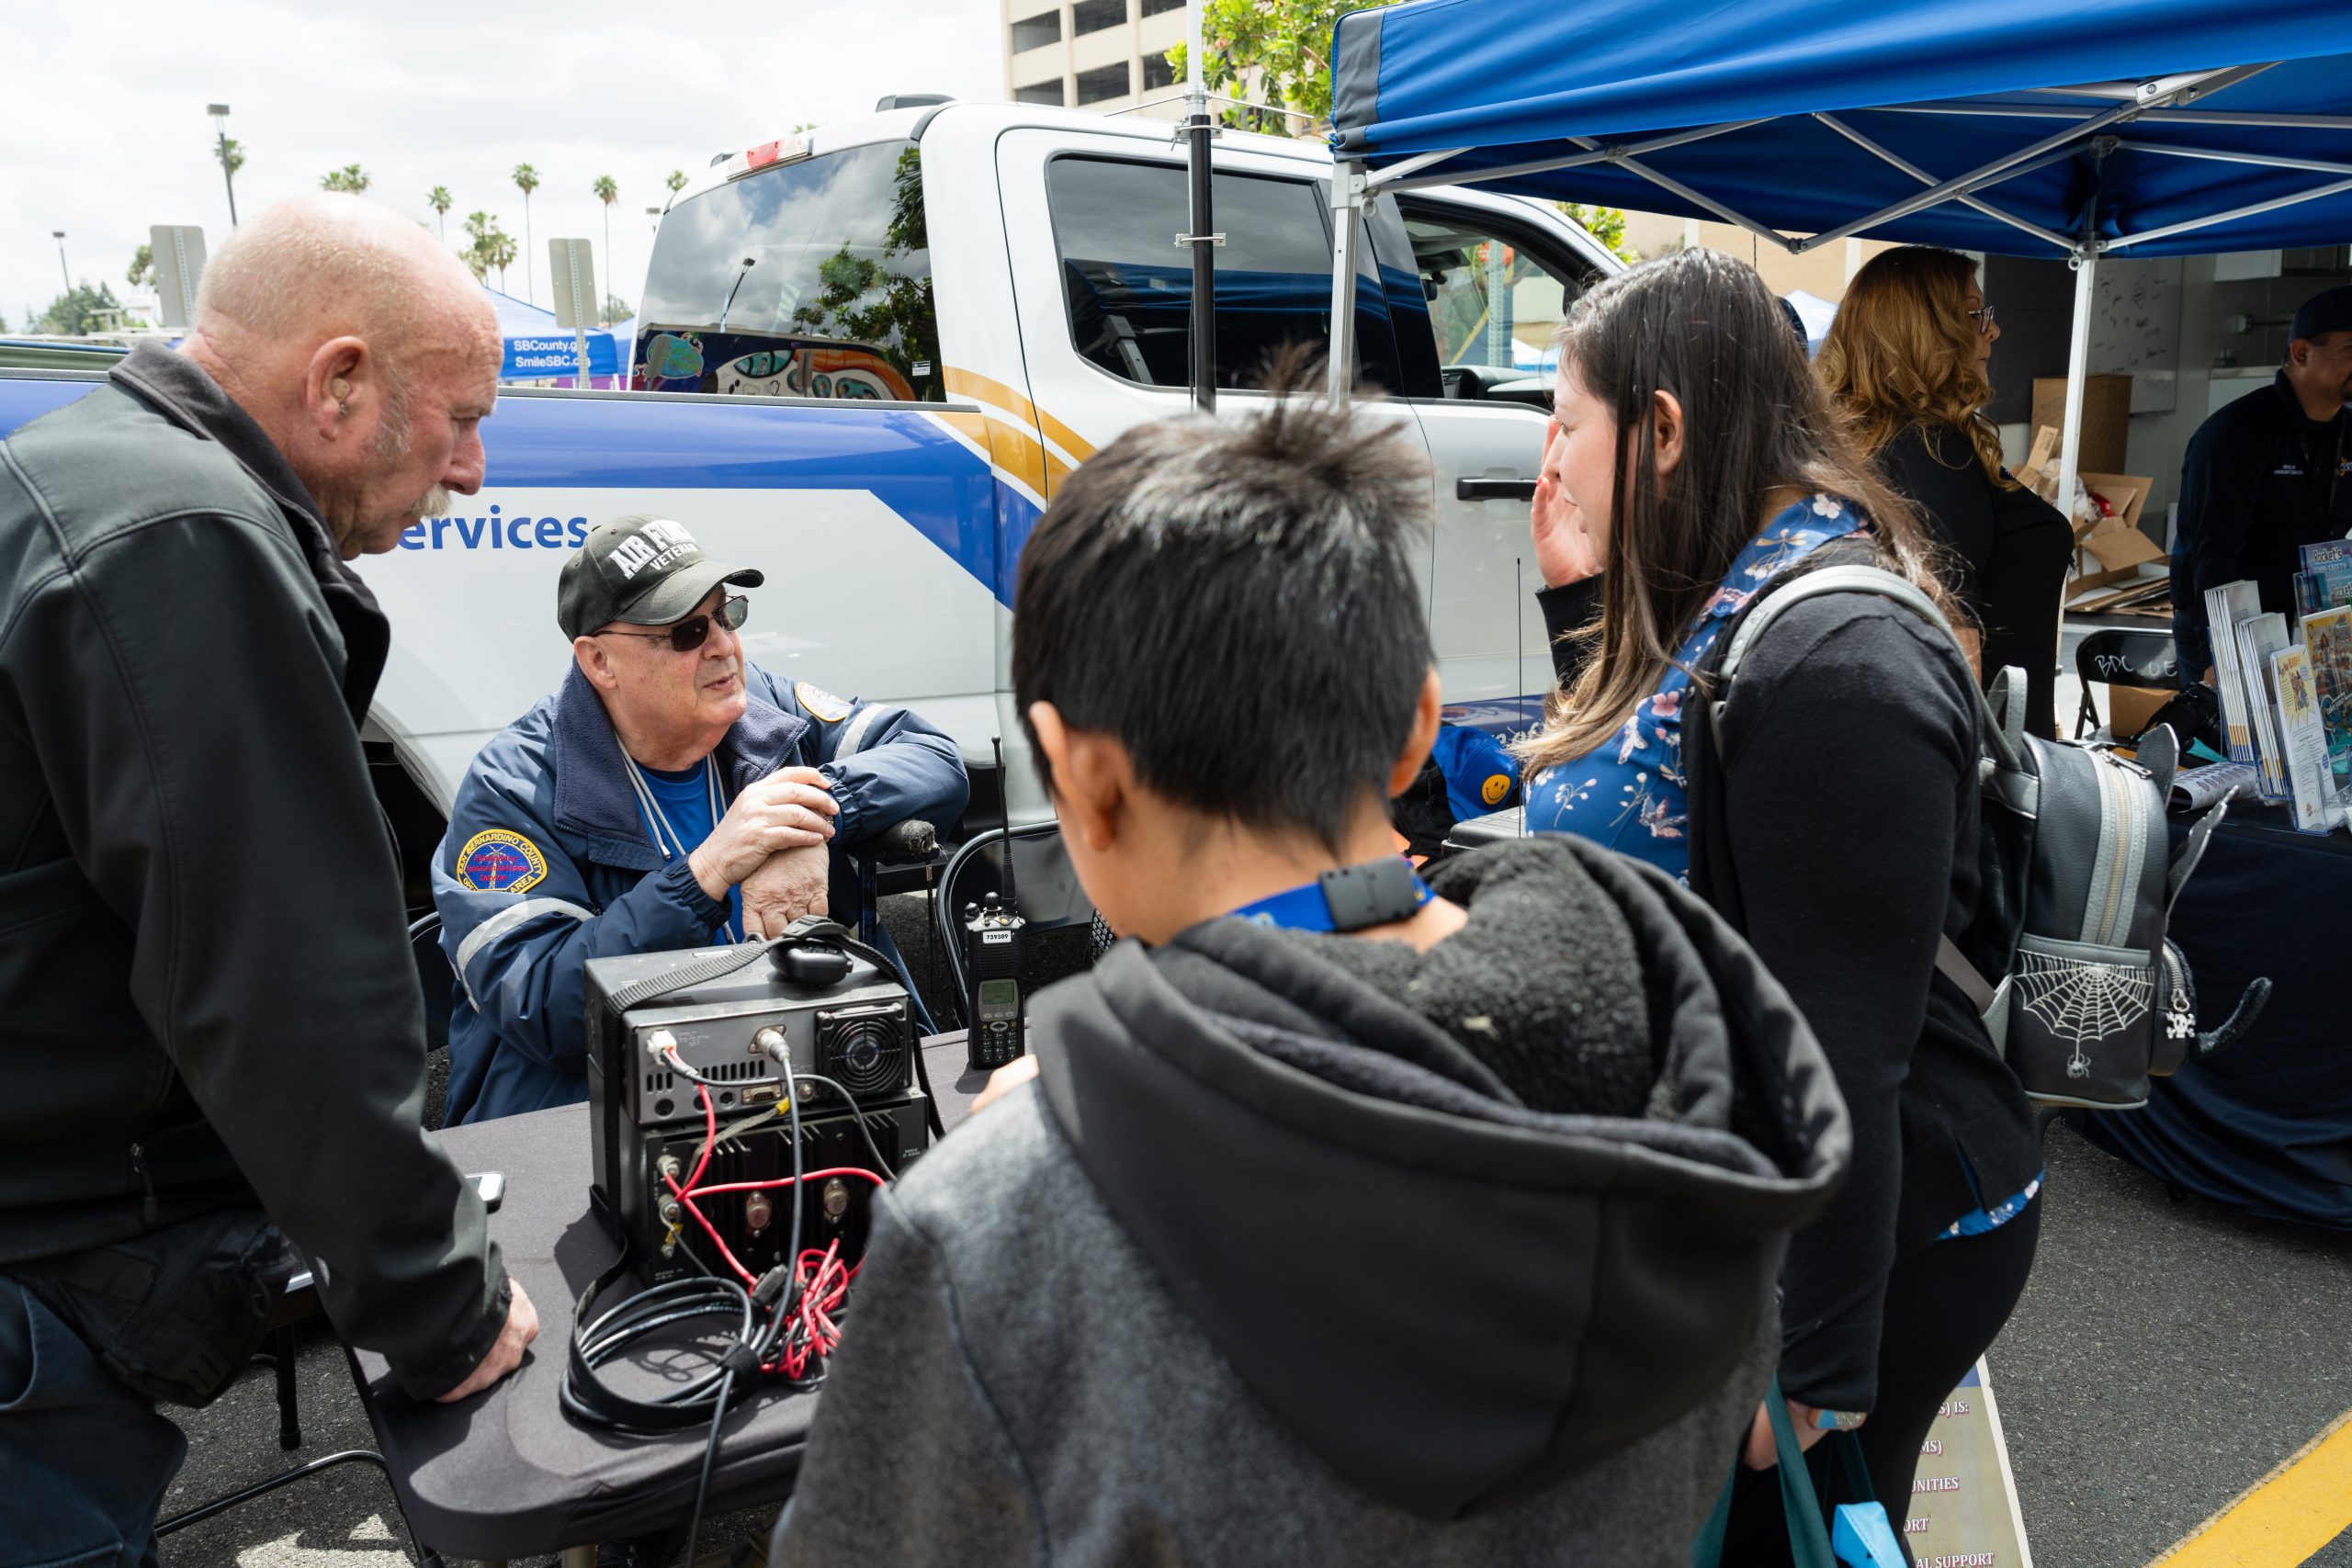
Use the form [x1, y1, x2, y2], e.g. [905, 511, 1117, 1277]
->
[0, 379, 1018, 606]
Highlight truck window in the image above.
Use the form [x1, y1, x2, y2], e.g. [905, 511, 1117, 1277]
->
[1395, 202, 1596, 385]
[1044, 155, 1412, 394]
[636, 141, 941, 401]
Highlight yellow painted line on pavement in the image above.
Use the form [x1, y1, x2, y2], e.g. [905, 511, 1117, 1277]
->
[2148, 1406, 2352, 1568]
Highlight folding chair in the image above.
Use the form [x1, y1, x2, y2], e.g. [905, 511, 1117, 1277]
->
[2073, 627, 2179, 739]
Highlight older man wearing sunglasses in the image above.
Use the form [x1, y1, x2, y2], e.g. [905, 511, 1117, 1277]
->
[431, 513, 968, 1124]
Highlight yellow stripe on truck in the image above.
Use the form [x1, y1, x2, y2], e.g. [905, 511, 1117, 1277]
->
[944, 366, 1091, 497]
[943, 367, 1038, 431]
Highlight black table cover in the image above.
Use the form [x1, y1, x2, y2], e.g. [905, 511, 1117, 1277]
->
[2075, 803, 2352, 1232]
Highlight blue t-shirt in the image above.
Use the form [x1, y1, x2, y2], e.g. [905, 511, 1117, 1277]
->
[637, 761, 741, 941]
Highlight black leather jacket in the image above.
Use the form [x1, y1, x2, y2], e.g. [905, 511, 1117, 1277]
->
[0, 344, 509, 1399]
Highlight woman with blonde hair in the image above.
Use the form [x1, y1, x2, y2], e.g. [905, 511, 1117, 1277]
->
[1818, 245, 2073, 736]
[1519, 247, 2041, 1561]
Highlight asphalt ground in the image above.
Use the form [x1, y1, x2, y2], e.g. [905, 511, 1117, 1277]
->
[150, 884, 2352, 1567]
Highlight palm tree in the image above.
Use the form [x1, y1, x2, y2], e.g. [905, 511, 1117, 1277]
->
[460, 210, 498, 283]
[320, 164, 370, 193]
[427, 185, 453, 242]
[512, 164, 540, 302]
[591, 175, 618, 321]
[487, 230, 518, 294]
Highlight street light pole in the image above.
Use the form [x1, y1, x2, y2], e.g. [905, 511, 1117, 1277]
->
[52, 231, 70, 296]
[208, 103, 237, 227]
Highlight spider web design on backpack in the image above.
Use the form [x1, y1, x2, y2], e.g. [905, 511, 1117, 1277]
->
[2013, 950, 2154, 1077]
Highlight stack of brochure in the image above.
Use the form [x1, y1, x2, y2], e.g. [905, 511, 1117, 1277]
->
[2201, 558, 2352, 833]
[2293, 539, 2352, 616]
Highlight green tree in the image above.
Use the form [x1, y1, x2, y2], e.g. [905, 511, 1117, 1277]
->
[320, 164, 371, 193]
[786, 147, 937, 398]
[591, 175, 618, 320]
[427, 184, 453, 241]
[0, 310, 11, 333]
[664, 169, 687, 196]
[512, 164, 541, 302]
[1558, 203, 1641, 265]
[604, 292, 632, 325]
[128, 243, 154, 289]
[460, 210, 514, 287]
[1163, 0, 1410, 134]
[215, 137, 245, 177]
[36, 282, 124, 336]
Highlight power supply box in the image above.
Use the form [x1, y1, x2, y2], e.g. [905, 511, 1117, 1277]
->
[584, 938, 929, 1285]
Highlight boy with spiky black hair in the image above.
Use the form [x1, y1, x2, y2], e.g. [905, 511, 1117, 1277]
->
[774, 390, 1849, 1567]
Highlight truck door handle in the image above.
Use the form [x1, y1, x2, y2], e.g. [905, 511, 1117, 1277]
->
[1455, 477, 1537, 502]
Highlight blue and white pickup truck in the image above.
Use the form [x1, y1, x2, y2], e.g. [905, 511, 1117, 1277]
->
[0, 98, 1617, 885]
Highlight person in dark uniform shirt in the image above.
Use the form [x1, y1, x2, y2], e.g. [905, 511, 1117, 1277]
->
[2171, 284, 2352, 683]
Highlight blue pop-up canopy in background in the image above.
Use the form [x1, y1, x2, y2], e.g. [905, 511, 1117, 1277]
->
[1329, 0, 2352, 260]
[488, 288, 618, 381]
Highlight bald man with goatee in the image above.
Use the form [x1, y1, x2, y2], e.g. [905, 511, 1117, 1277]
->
[0, 195, 536, 1562]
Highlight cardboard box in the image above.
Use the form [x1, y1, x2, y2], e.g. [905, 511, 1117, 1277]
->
[2030, 375, 2133, 474]
[2107, 683, 2170, 737]
[2020, 423, 2156, 596]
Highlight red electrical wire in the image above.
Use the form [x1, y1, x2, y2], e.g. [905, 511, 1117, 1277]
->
[662, 1168, 759, 1287]
[681, 1168, 888, 1199]
[660, 1084, 889, 1375]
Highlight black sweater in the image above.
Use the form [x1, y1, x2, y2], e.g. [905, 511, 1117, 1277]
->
[1879, 423, 2073, 738]
[1534, 574, 2040, 1412]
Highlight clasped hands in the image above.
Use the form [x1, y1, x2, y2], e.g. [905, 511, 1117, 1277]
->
[684, 764, 840, 938]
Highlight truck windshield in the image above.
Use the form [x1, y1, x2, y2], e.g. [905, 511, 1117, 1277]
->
[637, 140, 941, 401]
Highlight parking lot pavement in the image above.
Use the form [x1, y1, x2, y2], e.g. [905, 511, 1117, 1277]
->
[1996, 1122, 2352, 1567]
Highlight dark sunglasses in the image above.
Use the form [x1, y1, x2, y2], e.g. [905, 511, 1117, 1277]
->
[596, 595, 750, 653]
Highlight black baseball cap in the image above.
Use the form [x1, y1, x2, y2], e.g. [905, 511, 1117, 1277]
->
[2290, 285, 2352, 345]
[558, 514, 763, 638]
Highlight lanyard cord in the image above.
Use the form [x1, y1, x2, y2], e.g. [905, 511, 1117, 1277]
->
[619, 737, 737, 944]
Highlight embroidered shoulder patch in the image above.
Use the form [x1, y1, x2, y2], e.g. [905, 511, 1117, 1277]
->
[795, 681, 854, 722]
[456, 829, 548, 893]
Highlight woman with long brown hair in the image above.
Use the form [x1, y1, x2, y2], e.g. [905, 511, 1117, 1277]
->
[1517, 248, 2041, 1560]
[1819, 245, 2073, 737]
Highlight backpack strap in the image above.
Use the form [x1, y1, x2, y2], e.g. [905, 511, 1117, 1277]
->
[1707, 560, 2019, 1020]
[1711, 562, 2024, 773]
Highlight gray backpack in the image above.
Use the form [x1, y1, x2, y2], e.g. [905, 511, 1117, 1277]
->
[1711, 564, 2268, 1111]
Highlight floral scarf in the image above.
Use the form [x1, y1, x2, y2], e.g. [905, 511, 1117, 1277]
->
[1523, 493, 1870, 880]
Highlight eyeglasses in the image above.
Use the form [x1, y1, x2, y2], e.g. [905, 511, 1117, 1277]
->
[1967, 305, 1997, 336]
[596, 595, 750, 653]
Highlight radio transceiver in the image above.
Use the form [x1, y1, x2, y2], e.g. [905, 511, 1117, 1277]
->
[584, 923, 928, 1284]
[964, 739, 1028, 1071]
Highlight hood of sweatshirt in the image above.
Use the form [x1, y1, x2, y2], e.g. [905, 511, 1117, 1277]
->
[1034, 835, 1849, 1521]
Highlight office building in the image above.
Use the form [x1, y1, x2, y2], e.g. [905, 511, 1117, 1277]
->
[1001, 0, 1192, 121]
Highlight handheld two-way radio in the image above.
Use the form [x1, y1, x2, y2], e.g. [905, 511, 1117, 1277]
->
[963, 739, 1027, 1071]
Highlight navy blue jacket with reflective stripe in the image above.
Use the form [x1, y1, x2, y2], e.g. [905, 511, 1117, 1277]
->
[432, 662, 967, 1123]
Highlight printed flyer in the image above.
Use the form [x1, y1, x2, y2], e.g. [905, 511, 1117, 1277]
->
[1902, 1359, 2033, 1568]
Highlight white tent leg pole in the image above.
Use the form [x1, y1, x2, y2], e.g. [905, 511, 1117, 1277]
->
[2056, 250, 2098, 525]
[2052, 248, 2099, 698]
[1327, 164, 1365, 408]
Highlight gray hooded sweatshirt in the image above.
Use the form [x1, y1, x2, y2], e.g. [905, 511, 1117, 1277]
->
[774, 836, 1849, 1566]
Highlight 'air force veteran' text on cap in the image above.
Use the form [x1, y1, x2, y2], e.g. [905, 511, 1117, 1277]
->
[557, 514, 764, 638]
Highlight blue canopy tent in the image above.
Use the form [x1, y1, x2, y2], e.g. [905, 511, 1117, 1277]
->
[1325, 0, 2352, 508]
[487, 287, 618, 381]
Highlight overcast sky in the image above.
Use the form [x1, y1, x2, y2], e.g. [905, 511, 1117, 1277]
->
[0, 0, 1005, 329]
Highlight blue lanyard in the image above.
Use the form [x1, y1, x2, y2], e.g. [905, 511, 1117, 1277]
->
[1228, 868, 1434, 933]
